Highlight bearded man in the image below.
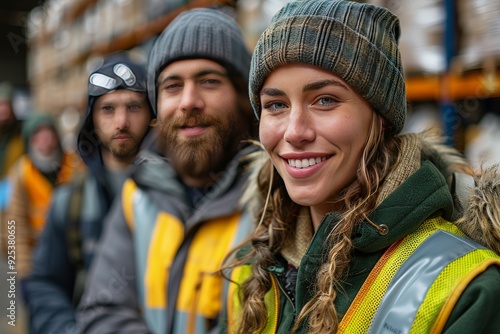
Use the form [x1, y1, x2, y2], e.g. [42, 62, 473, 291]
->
[77, 8, 257, 334]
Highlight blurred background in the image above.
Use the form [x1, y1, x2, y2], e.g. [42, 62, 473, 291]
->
[1, 0, 500, 170]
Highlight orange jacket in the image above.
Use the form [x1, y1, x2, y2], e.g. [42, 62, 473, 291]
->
[4, 153, 82, 277]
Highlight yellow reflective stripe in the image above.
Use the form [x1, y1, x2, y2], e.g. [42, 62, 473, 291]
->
[121, 178, 136, 231]
[227, 264, 279, 334]
[178, 213, 240, 318]
[338, 239, 403, 332]
[227, 265, 250, 333]
[262, 274, 279, 334]
[340, 238, 414, 332]
[145, 211, 184, 308]
[340, 219, 442, 333]
[427, 253, 500, 334]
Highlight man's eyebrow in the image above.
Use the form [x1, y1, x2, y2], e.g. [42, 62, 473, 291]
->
[195, 68, 228, 78]
[157, 68, 228, 86]
[157, 74, 180, 87]
[94, 100, 115, 107]
[126, 97, 147, 104]
[303, 79, 348, 92]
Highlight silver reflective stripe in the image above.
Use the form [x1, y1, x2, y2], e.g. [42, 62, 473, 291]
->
[368, 230, 486, 334]
[132, 188, 166, 334]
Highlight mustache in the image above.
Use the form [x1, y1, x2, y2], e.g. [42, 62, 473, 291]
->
[167, 113, 218, 129]
[112, 129, 132, 138]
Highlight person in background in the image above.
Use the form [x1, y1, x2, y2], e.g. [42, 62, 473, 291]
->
[3, 112, 79, 295]
[0, 81, 24, 178]
[1, 111, 79, 334]
[27, 53, 153, 334]
[223, 1, 500, 333]
[0, 81, 25, 244]
[77, 7, 257, 334]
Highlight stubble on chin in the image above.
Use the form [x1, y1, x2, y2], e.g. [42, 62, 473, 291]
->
[101, 137, 140, 163]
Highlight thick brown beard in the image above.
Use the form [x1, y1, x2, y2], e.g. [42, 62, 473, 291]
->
[158, 111, 244, 180]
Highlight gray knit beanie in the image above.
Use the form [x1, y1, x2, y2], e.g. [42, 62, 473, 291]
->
[250, 0, 406, 135]
[147, 7, 251, 116]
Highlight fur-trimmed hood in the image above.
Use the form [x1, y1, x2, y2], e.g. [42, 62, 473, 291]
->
[417, 131, 500, 253]
[240, 131, 500, 254]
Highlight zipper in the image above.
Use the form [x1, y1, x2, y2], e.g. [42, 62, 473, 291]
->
[268, 265, 295, 312]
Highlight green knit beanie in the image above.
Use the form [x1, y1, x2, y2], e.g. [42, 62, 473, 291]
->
[21, 112, 59, 151]
[249, 0, 407, 135]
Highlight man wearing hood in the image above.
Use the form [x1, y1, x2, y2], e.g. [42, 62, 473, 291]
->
[4, 112, 78, 284]
[78, 7, 257, 334]
[27, 53, 153, 334]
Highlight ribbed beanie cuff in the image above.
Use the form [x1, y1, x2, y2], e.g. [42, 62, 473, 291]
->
[147, 8, 251, 116]
[250, 0, 407, 135]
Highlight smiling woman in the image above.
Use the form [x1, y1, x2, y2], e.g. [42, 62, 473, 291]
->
[221, 1, 500, 334]
[259, 64, 374, 224]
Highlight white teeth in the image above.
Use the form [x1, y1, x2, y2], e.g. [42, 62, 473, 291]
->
[287, 156, 327, 169]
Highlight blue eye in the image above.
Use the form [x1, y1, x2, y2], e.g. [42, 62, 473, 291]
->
[317, 96, 337, 106]
[263, 101, 287, 112]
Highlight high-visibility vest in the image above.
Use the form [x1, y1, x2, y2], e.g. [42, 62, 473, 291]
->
[122, 178, 253, 334]
[227, 217, 500, 334]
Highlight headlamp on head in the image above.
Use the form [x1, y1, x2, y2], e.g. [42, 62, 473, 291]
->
[88, 57, 147, 97]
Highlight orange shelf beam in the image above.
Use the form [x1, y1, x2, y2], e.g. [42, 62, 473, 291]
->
[406, 71, 500, 101]
[449, 72, 500, 100]
[406, 76, 440, 101]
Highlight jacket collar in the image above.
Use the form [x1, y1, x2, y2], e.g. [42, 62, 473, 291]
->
[353, 160, 454, 253]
